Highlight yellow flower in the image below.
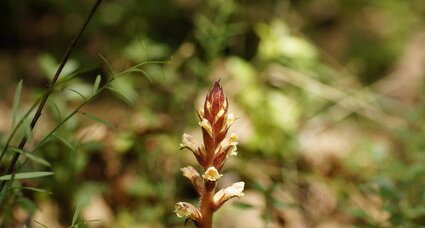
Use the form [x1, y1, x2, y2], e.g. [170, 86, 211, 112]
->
[202, 166, 223, 181]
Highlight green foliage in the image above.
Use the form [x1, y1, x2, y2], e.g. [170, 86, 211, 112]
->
[1, 0, 425, 227]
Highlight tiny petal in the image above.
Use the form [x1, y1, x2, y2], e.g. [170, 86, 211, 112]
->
[181, 166, 200, 180]
[181, 133, 200, 153]
[202, 166, 223, 181]
[228, 133, 238, 144]
[199, 118, 213, 137]
[227, 145, 238, 158]
[213, 182, 245, 209]
[217, 133, 238, 155]
[226, 113, 236, 128]
[174, 202, 202, 221]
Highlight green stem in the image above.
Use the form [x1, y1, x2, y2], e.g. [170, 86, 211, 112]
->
[0, 0, 104, 196]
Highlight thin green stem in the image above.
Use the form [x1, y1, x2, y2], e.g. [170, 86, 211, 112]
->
[0, 0, 104, 196]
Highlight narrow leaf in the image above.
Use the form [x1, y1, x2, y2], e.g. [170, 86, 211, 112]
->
[21, 187, 52, 194]
[98, 54, 115, 78]
[71, 202, 81, 226]
[68, 89, 87, 101]
[92, 75, 101, 95]
[122, 68, 153, 83]
[24, 118, 33, 141]
[9, 148, 50, 167]
[49, 100, 63, 121]
[106, 86, 132, 105]
[0, 172, 53, 181]
[53, 134, 76, 152]
[79, 111, 115, 129]
[12, 80, 23, 128]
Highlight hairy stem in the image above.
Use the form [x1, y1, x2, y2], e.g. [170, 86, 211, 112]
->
[199, 181, 216, 228]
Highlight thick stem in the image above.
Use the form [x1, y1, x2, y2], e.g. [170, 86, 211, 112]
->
[199, 181, 216, 228]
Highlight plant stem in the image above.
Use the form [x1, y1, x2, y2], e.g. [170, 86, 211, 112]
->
[0, 0, 103, 194]
[199, 181, 216, 228]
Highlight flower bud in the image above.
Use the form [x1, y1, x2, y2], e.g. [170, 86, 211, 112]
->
[180, 133, 207, 166]
[174, 202, 202, 221]
[213, 133, 238, 170]
[213, 182, 245, 210]
[181, 166, 203, 194]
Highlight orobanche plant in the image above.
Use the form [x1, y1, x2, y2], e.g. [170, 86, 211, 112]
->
[175, 80, 245, 228]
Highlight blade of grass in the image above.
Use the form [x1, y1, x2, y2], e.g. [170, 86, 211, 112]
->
[52, 134, 77, 152]
[92, 75, 101, 95]
[11, 80, 23, 129]
[0, 0, 104, 195]
[0, 172, 53, 181]
[106, 86, 133, 105]
[49, 100, 64, 121]
[121, 68, 153, 83]
[0, 94, 44, 164]
[71, 202, 82, 227]
[78, 111, 115, 129]
[98, 54, 115, 78]
[9, 148, 50, 167]
[68, 88, 88, 101]
[20, 186, 52, 194]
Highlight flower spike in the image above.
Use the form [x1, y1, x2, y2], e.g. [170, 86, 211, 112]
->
[175, 80, 244, 227]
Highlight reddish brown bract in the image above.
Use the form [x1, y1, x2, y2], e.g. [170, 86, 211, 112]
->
[175, 80, 244, 228]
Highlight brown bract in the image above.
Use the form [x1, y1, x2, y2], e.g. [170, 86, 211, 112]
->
[197, 81, 235, 170]
[176, 80, 244, 228]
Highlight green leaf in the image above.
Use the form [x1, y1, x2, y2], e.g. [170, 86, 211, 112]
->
[24, 118, 33, 141]
[12, 80, 23, 128]
[49, 100, 63, 121]
[59, 71, 80, 84]
[92, 75, 101, 95]
[21, 186, 52, 194]
[0, 172, 53, 181]
[68, 88, 88, 101]
[106, 86, 133, 105]
[79, 111, 115, 129]
[123, 68, 153, 83]
[52, 134, 77, 152]
[9, 148, 50, 167]
[71, 202, 82, 226]
[98, 54, 115, 77]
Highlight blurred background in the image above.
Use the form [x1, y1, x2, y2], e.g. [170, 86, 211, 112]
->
[0, 0, 425, 227]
